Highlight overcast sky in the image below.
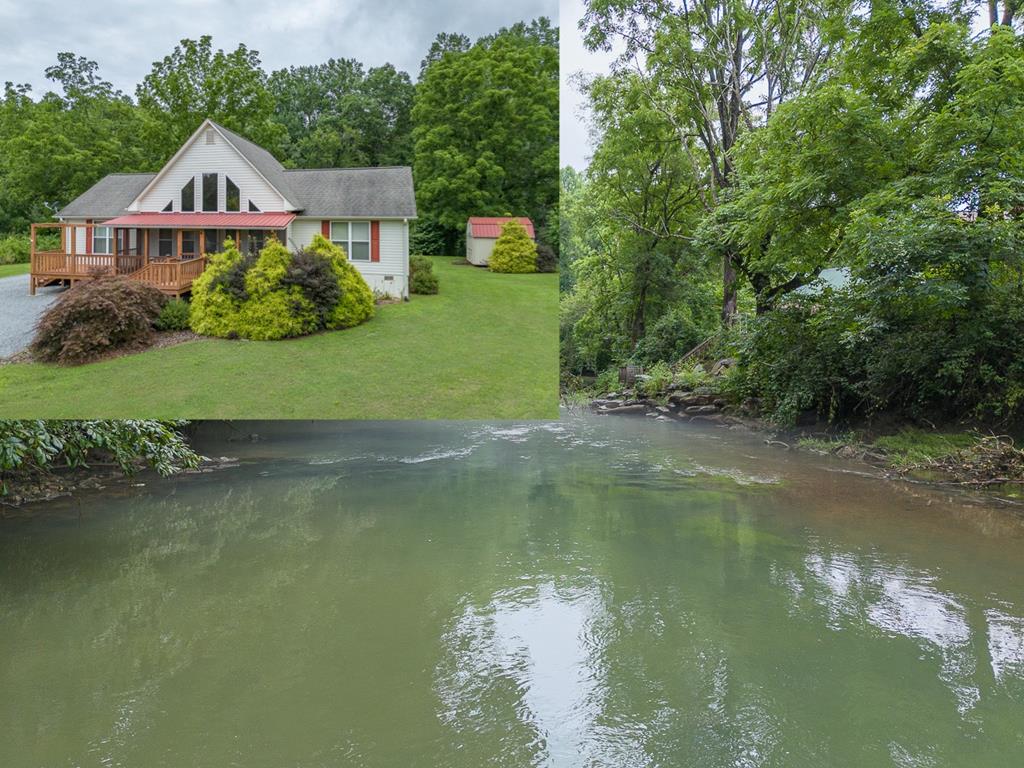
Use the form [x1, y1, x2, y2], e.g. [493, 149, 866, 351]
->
[0, 0, 558, 92]
[559, 0, 612, 170]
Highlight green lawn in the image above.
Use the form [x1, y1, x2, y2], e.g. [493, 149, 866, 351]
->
[0, 258, 559, 419]
[0, 262, 29, 278]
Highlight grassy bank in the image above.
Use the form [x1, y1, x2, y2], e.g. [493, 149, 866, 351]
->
[0, 257, 559, 419]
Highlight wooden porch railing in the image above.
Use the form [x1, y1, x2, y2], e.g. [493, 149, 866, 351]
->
[127, 257, 206, 296]
[30, 222, 146, 295]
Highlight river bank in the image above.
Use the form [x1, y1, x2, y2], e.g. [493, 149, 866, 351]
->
[570, 379, 1024, 498]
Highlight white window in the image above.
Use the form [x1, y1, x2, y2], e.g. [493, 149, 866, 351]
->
[330, 221, 371, 261]
[92, 226, 112, 255]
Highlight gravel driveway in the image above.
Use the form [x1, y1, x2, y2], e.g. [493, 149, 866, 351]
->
[0, 274, 64, 359]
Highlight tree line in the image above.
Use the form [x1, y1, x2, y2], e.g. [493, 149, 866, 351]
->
[0, 19, 558, 255]
[562, 0, 1024, 426]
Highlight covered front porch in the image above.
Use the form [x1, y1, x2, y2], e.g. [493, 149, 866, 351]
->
[29, 212, 294, 296]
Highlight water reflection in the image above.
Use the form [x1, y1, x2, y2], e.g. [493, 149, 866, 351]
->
[0, 414, 1022, 767]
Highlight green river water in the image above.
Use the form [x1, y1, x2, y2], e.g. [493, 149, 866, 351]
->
[1, 415, 1022, 767]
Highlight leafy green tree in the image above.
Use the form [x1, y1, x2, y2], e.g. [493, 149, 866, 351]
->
[0, 55, 147, 232]
[269, 60, 415, 168]
[582, 0, 854, 320]
[412, 21, 558, 253]
[136, 36, 282, 162]
[419, 32, 471, 78]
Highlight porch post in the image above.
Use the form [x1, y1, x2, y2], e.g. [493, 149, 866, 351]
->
[177, 230, 183, 260]
[143, 230, 150, 266]
[199, 230, 205, 258]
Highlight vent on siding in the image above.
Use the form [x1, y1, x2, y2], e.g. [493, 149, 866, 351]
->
[205, 129, 216, 145]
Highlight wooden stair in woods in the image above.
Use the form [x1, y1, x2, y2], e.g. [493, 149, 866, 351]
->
[673, 332, 723, 371]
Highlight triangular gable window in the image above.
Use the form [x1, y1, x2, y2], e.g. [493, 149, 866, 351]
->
[248, 200, 260, 212]
[162, 200, 172, 212]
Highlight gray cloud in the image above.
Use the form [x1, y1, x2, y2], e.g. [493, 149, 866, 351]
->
[0, 0, 557, 94]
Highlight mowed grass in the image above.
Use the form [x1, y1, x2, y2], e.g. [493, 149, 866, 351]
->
[0, 262, 30, 278]
[0, 257, 559, 419]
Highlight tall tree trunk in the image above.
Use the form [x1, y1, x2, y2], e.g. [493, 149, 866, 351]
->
[722, 251, 739, 323]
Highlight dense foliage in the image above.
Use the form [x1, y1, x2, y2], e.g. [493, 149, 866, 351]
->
[0, 420, 201, 491]
[1, 20, 556, 249]
[564, 1, 1024, 426]
[31, 276, 166, 365]
[535, 243, 557, 273]
[189, 235, 374, 340]
[412, 20, 559, 254]
[489, 220, 538, 274]
[409, 255, 440, 294]
[154, 299, 192, 332]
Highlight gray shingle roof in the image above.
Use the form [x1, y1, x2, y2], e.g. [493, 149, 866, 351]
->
[58, 120, 417, 220]
[210, 121, 302, 207]
[57, 173, 156, 218]
[284, 167, 417, 218]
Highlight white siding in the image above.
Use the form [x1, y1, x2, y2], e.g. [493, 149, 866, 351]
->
[467, 236, 496, 266]
[290, 217, 409, 299]
[131, 128, 288, 213]
[287, 219, 322, 251]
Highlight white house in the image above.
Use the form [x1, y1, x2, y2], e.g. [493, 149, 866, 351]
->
[465, 217, 535, 266]
[29, 118, 417, 297]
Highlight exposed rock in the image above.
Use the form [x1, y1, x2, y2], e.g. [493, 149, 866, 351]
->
[599, 404, 649, 415]
[668, 392, 714, 407]
[711, 358, 737, 376]
[713, 398, 728, 408]
[685, 404, 720, 415]
[689, 415, 723, 423]
[655, 406, 671, 414]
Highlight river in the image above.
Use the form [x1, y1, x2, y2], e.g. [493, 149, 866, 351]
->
[1, 415, 1022, 766]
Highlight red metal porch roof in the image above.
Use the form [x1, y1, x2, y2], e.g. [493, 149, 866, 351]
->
[468, 217, 535, 239]
[99, 212, 296, 228]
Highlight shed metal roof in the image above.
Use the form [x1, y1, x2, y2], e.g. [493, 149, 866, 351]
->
[468, 217, 535, 239]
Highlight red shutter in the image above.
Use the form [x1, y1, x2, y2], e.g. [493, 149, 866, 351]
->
[321, 220, 331, 239]
[85, 219, 92, 255]
[371, 221, 380, 262]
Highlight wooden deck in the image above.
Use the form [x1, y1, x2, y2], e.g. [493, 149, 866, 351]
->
[29, 222, 207, 296]
[126, 258, 207, 297]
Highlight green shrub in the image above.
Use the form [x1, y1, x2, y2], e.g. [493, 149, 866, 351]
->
[282, 247, 341, 326]
[306, 234, 375, 329]
[31, 276, 166, 365]
[0, 234, 30, 264]
[633, 308, 706, 366]
[489, 220, 538, 273]
[535, 243, 557, 273]
[675, 364, 710, 391]
[639, 360, 673, 397]
[190, 242, 247, 337]
[409, 255, 440, 294]
[594, 368, 619, 393]
[154, 299, 191, 331]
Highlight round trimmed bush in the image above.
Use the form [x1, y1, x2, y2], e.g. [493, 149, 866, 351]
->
[31, 276, 166, 364]
[409, 255, 439, 294]
[489, 220, 538, 273]
[189, 235, 374, 340]
[154, 298, 191, 331]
